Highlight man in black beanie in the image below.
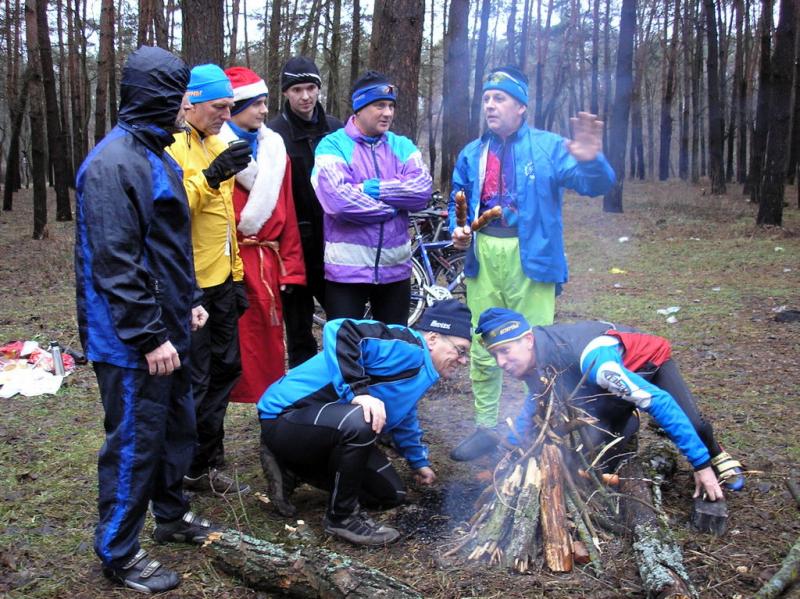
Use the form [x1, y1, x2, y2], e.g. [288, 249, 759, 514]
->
[255, 299, 471, 546]
[268, 56, 343, 368]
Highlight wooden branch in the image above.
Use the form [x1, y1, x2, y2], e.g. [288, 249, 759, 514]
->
[208, 530, 422, 598]
[754, 534, 800, 599]
[539, 443, 573, 572]
[566, 495, 603, 576]
[503, 457, 542, 573]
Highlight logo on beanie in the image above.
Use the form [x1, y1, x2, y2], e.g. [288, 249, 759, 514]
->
[488, 321, 521, 339]
[430, 320, 452, 330]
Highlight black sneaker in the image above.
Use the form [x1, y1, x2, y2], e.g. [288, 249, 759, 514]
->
[323, 512, 400, 546]
[259, 443, 297, 517]
[102, 549, 179, 594]
[183, 468, 251, 496]
[153, 510, 219, 545]
[449, 427, 499, 461]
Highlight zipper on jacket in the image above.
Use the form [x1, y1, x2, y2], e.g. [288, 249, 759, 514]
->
[369, 142, 384, 284]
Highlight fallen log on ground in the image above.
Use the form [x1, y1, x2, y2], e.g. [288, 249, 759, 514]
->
[208, 529, 422, 599]
[619, 448, 696, 599]
[754, 534, 800, 599]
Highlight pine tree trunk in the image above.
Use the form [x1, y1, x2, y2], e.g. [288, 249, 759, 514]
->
[757, 0, 794, 226]
[604, 0, 636, 213]
[659, 0, 680, 181]
[704, 0, 726, 194]
[439, 0, 470, 192]
[350, 0, 361, 92]
[745, 0, 772, 199]
[181, 0, 224, 66]
[25, 0, 49, 239]
[469, 0, 491, 139]
[368, 0, 424, 141]
[266, 0, 281, 114]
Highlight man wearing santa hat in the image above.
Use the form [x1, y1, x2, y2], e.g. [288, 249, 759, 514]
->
[219, 66, 306, 407]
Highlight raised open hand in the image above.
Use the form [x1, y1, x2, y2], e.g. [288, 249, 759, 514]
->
[565, 111, 604, 162]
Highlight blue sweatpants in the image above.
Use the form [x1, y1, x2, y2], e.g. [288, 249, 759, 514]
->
[94, 362, 195, 568]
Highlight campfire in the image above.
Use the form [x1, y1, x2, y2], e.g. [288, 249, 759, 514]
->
[443, 368, 703, 598]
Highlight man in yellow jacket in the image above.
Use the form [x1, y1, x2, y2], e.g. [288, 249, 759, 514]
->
[167, 64, 252, 495]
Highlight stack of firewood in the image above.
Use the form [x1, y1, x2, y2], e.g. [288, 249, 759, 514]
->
[445, 370, 699, 598]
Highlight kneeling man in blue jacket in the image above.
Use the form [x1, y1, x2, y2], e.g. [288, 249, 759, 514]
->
[475, 307, 745, 503]
[256, 299, 471, 546]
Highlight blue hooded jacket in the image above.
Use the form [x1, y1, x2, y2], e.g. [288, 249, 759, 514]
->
[75, 46, 196, 368]
[257, 318, 440, 469]
[449, 123, 616, 284]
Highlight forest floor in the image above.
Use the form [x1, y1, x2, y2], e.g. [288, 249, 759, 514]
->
[0, 180, 798, 599]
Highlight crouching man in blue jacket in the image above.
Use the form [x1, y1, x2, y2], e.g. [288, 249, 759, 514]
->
[256, 299, 471, 545]
[475, 307, 745, 502]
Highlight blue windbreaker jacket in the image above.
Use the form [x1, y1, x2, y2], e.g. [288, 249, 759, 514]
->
[75, 47, 196, 368]
[257, 318, 440, 469]
[449, 123, 616, 283]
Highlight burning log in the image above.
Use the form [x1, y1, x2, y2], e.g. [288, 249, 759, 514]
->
[208, 529, 422, 598]
[502, 457, 542, 572]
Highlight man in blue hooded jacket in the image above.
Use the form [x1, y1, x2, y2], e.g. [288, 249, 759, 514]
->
[75, 46, 218, 594]
[448, 66, 617, 461]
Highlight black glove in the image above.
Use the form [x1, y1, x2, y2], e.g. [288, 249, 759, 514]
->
[203, 140, 252, 189]
[233, 281, 250, 316]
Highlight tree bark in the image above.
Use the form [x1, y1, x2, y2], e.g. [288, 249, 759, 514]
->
[704, 0, 726, 194]
[745, 0, 772, 199]
[469, 0, 491, 139]
[659, 0, 680, 180]
[325, 0, 342, 118]
[368, 0, 425, 141]
[506, 0, 518, 65]
[94, 0, 114, 143]
[727, 0, 744, 182]
[691, 2, 703, 183]
[590, 0, 601, 114]
[181, 0, 224, 66]
[209, 530, 422, 598]
[439, 0, 470, 192]
[2, 68, 32, 211]
[678, 0, 692, 180]
[754, 534, 800, 599]
[350, 0, 361, 92]
[757, 0, 795, 226]
[36, 0, 72, 220]
[24, 0, 48, 239]
[266, 0, 281, 114]
[604, 0, 636, 213]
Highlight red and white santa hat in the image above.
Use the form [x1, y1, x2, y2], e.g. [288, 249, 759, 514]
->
[224, 66, 268, 113]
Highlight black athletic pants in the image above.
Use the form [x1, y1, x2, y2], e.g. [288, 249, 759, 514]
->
[325, 278, 411, 326]
[282, 264, 326, 368]
[260, 399, 405, 520]
[189, 277, 242, 476]
[94, 362, 194, 568]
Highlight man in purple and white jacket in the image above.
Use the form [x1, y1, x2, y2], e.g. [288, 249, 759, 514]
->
[311, 71, 432, 325]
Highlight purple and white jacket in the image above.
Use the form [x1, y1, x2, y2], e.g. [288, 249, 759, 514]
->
[311, 116, 432, 284]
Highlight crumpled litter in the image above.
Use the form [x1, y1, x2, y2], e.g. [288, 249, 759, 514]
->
[656, 306, 681, 315]
[618, 236, 629, 243]
[0, 340, 75, 398]
[609, 267, 627, 274]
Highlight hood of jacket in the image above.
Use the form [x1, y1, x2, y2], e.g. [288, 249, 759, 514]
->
[118, 46, 189, 130]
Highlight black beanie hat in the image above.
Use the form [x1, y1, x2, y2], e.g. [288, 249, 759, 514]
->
[281, 56, 322, 92]
[415, 299, 472, 341]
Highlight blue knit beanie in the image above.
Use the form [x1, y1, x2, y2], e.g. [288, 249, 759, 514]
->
[187, 64, 234, 104]
[415, 299, 472, 341]
[351, 71, 396, 112]
[483, 66, 529, 106]
[476, 308, 532, 350]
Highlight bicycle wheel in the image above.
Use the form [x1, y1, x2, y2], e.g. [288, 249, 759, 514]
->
[434, 251, 466, 303]
[408, 257, 429, 326]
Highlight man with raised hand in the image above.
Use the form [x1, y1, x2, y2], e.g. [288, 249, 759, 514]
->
[448, 66, 616, 461]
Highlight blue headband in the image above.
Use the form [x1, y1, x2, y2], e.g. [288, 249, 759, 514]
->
[352, 83, 397, 112]
[476, 307, 532, 350]
[483, 70, 529, 106]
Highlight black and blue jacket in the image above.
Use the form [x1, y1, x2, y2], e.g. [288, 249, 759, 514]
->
[257, 318, 440, 469]
[75, 47, 196, 369]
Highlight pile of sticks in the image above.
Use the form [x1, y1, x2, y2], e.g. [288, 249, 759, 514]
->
[445, 369, 698, 597]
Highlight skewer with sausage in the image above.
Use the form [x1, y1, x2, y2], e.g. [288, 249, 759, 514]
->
[455, 190, 468, 228]
[470, 205, 503, 232]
